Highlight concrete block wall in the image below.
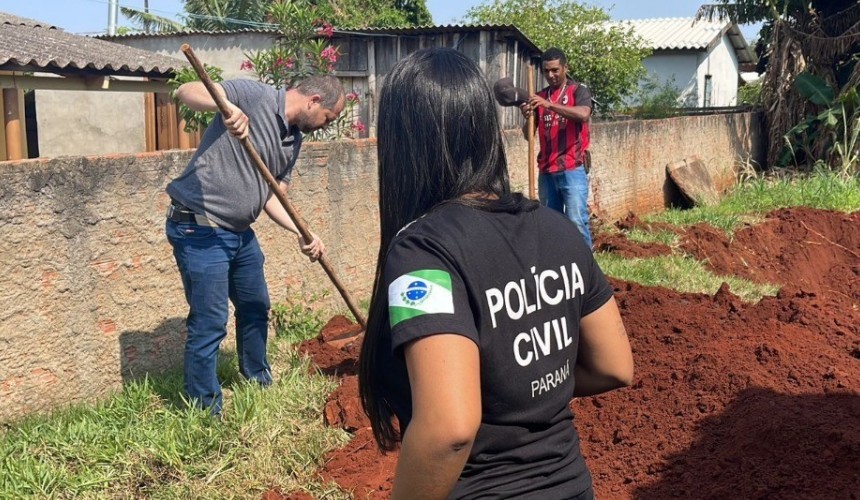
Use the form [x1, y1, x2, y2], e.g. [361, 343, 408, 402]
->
[0, 141, 379, 421]
[0, 112, 761, 421]
[504, 112, 764, 219]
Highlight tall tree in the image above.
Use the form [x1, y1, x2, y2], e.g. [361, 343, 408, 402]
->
[119, 6, 184, 32]
[697, 0, 860, 170]
[122, 0, 432, 32]
[183, 0, 270, 30]
[465, 0, 650, 112]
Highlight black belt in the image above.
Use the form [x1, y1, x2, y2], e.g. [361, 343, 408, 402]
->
[166, 199, 217, 227]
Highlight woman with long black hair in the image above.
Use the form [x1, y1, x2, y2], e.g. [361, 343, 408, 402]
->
[359, 47, 634, 500]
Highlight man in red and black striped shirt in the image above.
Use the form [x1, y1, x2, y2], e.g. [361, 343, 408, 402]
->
[522, 47, 594, 248]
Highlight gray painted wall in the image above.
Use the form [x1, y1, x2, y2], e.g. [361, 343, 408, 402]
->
[35, 90, 146, 157]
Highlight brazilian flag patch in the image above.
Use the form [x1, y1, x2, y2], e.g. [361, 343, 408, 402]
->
[388, 269, 455, 327]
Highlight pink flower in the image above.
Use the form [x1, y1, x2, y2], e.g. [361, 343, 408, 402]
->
[346, 91, 360, 104]
[240, 60, 254, 71]
[316, 22, 334, 38]
[351, 121, 366, 133]
[285, 57, 295, 69]
[321, 46, 338, 63]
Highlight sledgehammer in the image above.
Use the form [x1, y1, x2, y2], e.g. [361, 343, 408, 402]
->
[493, 68, 537, 200]
[180, 43, 367, 329]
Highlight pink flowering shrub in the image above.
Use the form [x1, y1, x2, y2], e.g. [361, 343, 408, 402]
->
[243, 0, 363, 140]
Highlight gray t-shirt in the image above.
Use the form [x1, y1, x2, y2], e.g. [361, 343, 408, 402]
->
[166, 79, 302, 232]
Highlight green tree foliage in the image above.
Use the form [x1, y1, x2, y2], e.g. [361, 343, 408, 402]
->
[738, 80, 762, 106]
[697, 0, 860, 171]
[318, 0, 431, 27]
[394, 0, 432, 25]
[122, 0, 431, 32]
[465, 0, 650, 112]
[182, 0, 269, 30]
[168, 65, 225, 132]
[628, 74, 695, 119]
[119, 7, 184, 32]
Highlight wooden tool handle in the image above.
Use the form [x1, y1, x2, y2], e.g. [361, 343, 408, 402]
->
[527, 64, 536, 200]
[180, 44, 367, 329]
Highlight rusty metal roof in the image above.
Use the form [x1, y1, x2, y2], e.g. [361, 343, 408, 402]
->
[0, 11, 187, 77]
[620, 17, 756, 64]
[99, 23, 542, 54]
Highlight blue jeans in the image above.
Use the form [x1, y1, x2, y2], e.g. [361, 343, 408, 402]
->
[166, 219, 272, 414]
[538, 166, 593, 248]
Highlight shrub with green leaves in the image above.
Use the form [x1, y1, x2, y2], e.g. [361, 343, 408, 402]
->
[167, 64, 224, 132]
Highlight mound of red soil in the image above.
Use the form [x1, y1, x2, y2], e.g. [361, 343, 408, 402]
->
[577, 280, 859, 499]
[593, 232, 673, 258]
[593, 212, 679, 258]
[681, 207, 860, 301]
[296, 315, 363, 376]
[273, 207, 860, 499]
[323, 375, 369, 432]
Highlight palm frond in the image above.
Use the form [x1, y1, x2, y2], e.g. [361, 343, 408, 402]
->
[695, 2, 771, 26]
[120, 6, 184, 33]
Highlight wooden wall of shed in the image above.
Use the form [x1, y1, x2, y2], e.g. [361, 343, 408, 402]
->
[330, 31, 539, 137]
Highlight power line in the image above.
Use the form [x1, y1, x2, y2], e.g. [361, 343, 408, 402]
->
[77, 0, 183, 19]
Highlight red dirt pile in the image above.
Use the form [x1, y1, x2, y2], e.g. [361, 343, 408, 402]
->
[279, 207, 859, 499]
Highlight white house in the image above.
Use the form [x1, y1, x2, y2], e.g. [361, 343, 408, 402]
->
[622, 17, 756, 107]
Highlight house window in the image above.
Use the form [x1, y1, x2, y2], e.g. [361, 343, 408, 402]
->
[704, 74, 713, 107]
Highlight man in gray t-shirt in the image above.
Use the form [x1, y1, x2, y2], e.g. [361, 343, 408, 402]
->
[165, 76, 345, 415]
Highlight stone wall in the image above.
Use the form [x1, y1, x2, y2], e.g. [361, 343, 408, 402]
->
[587, 112, 763, 219]
[0, 112, 762, 421]
[0, 141, 379, 421]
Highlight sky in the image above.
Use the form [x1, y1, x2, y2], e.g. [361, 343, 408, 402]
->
[0, 0, 761, 40]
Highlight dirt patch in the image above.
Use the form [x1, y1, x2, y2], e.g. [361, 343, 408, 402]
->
[681, 207, 860, 301]
[593, 212, 678, 258]
[593, 232, 673, 258]
[296, 315, 363, 376]
[323, 375, 369, 432]
[270, 207, 860, 499]
[576, 280, 859, 499]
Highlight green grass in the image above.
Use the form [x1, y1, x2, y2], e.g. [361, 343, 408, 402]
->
[2, 169, 856, 497]
[646, 168, 860, 233]
[595, 168, 858, 299]
[595, 253, 780, 302]
[0, 336, 350, 499]
[623, 227, 680, 247]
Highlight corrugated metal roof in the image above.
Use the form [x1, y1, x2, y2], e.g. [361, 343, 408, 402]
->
[622, 18, 727, 50]
[0, 11, 187, 77]
[98, 27, 280, 39]
[620, 17, 755, 64]
[99, 23, 542, 54]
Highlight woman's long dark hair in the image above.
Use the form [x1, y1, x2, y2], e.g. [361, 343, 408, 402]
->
[359, 47, 537, 450]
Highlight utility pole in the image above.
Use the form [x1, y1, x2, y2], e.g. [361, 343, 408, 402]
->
[144, 0, 151, 34]
[107, 0, 118, 35]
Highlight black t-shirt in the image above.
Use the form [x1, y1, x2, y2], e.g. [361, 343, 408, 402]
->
[376, 202, 614, 499]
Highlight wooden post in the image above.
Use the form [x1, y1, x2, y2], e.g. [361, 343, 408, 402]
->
[527, 63, 536, 200]
[144, 93, 156, 152]
[155, 92, 179, 150]
[177, 119, 192, 149]
[3, 88, 23, 160]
